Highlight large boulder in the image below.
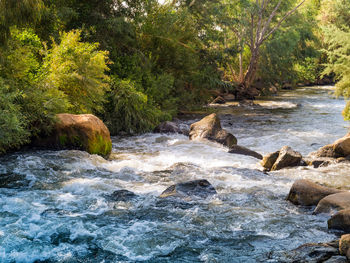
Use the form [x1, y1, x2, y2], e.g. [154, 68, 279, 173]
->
[287, 179, 342, 206]
[228, 145, 262, 160]
[311, 133, 350, 158]
[159, 179, 217, 199]
[328, 210, 350, 232]
[264, 146, 302, 171]
[154, 121, 188, 135]
[334, 135, 350, 157]
[314, 192, 350, 215]
[189, 113, 237, 148]
[261, 151, 280, 171]
[35, 114, 112, 158]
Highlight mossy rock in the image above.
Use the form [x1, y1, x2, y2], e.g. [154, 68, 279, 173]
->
[35, 114, 112, 158]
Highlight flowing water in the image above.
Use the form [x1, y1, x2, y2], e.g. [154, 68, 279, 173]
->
[0, 86, 349, 262]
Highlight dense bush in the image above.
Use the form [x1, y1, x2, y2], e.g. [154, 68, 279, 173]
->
[104, 77, 170, 135]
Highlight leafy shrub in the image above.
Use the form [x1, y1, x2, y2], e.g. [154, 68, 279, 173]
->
[104, 77, 170, 135]
[44, 30, 110, 114]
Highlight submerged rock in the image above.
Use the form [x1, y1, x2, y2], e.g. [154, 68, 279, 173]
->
[159, 179, 217, 199]
[154, 121, 188, 135]
[189, 113, 237, 148]
[34, 114, 112, 158]
[228, 145, 262, 160]
[287, 179, 342, 206]
[261, 151, 280, 171]
[283, 242, 340, 263]
[314, 192, 350, 215]
[108, 190, 137, 202]
[328, 210, 350, 232]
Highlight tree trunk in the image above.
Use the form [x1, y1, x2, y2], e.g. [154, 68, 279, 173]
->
[243, 48, 259, 89]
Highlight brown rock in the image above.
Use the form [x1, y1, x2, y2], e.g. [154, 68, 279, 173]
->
[339, 234, 350, 259]
[35, 114, 112, 158]
[228, 145, 262, 160]
[223, 94, 235, 102]
[314, 192, 350, 214]
[189, 114, 237, 148]
[261, 151, 279, 171]
[311, 144, 338, 158]
[328, 210, 350, 232]
[154, 121, 188, 135]
[271, 146, 302, 171]
[303, 157, 336, 168]
[211, 96, 226, 104]
[334, 135, 350, 157]
[287, 179, 342, 206]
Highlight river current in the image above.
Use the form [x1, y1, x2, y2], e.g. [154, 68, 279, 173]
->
[0, 86, 349, 262]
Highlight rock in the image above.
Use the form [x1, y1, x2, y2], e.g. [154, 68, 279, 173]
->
[304, 157, 336, 168]
[228, 145, 262, 160]
[223, 94, 235, 102]
[287, 179, 342, 206]
[323, 256, 348, 263]
[154, 121, 188, 135]
[328, 210, 350, 232]
[271, 146, 302, 171]
[108, 190, 137, 202]
[339, 234, 350, 259]
[269, 85, 278, 94]
[311, 133, 350, 159]
[261, 151, 280, 171]
[189, 113, 237, 148]
[311, 144, 338, 158]
[282, 83, 293, 90]
[285, 243, 339, 263]
[314, 192, 350, 214]
[159, 179, 217, 199]
[211, 96, 226, 104]
[34, 114, 112, 158]
[334, 135, 350, 157]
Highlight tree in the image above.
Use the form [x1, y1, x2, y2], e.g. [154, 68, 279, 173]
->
[220, 0, 306, 92]
[321, 0, 350, 119]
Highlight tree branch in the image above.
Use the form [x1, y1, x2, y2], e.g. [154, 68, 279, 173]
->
[260, 0, 306, 44]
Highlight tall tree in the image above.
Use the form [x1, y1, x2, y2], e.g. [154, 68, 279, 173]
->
[220, 0, 306, 92]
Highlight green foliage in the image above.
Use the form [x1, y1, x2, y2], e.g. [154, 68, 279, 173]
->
[44, 30, 110, 114]
[0, 79, 29, 154]
[1, 28, 68, 138]
[104, 77, 170, 135]
[321, 0, 350, 119]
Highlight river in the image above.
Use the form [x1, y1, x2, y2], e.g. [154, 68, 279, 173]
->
[0, 86, 349, 262]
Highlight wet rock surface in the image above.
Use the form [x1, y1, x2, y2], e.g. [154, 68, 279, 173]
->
[189, 113, 237, 148]
[33, 113, 112, 158]
[159, 179, 217, 199]
[108, 190, 137, 202]
[287, 179, 342, 206]
[314, 192, 350, 215]
[228, 145, 263, 160]
[328, 210, 350, 232]
[154, 121, 189, 135]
